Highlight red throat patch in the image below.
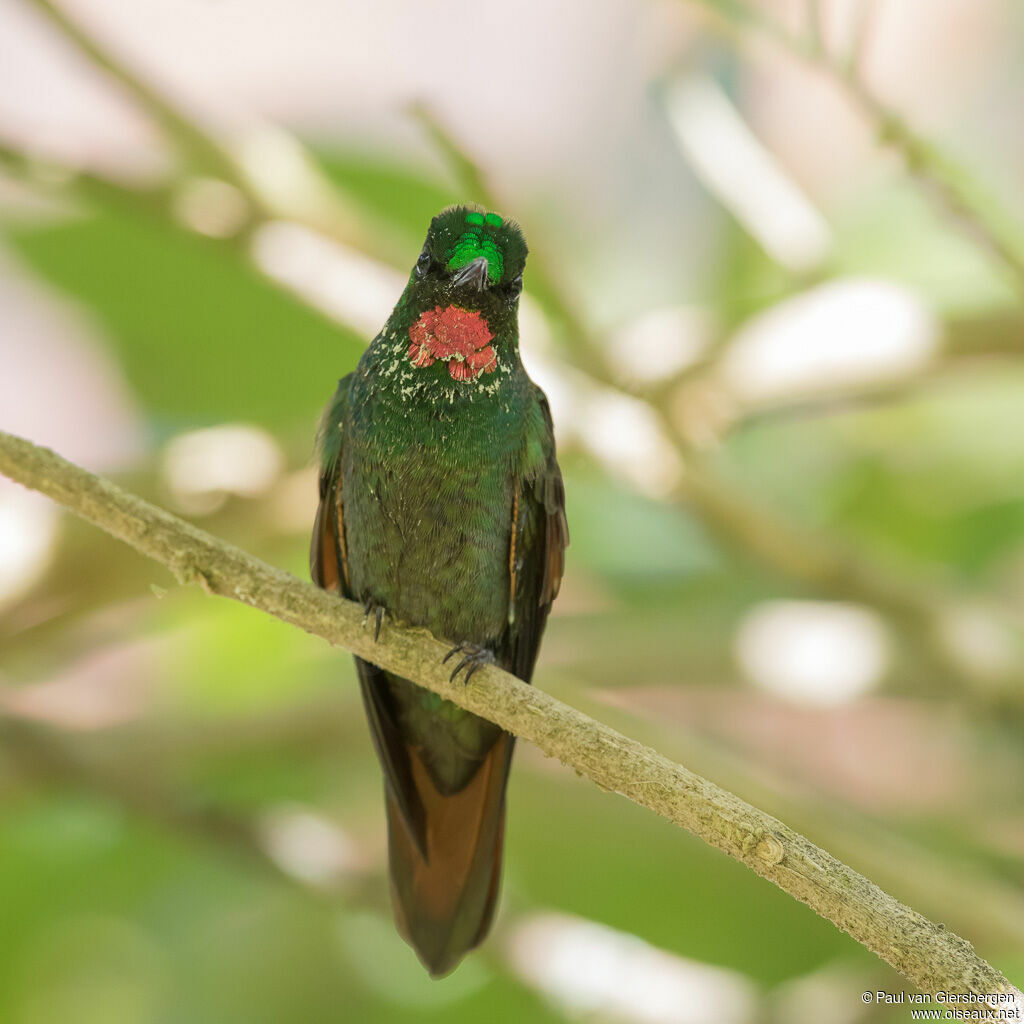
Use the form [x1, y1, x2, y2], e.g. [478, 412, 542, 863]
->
[408, 306, 498, 381]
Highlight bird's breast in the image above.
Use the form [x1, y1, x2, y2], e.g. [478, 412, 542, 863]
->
[342, 425, 517, 645]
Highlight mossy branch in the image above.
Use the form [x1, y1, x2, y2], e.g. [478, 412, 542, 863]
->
[1, 429, 1020, 1005]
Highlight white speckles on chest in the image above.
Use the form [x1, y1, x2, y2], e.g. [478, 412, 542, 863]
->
[382, 333, 513, 406]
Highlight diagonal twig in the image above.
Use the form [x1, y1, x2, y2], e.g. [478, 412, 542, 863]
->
[0, 428, 1020, 1003]
[684, 0, 1024, 296]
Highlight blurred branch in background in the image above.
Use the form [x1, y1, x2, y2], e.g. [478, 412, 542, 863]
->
[687, 0, 1024, 296]
[0, 427, 1020, 1007]
[29, 0, 242, 190]
[26, 0, 395, 259]
[0, 711, 367, 904]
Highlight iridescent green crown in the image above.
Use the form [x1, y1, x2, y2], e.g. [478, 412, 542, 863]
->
[446, 211, 506, 285]
[423, 206, 527, 288]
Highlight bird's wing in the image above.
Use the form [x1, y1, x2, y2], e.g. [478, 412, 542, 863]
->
[310, 373, 427, 853]
[310, 376, 352, 596]
[500, 386, 569, 682]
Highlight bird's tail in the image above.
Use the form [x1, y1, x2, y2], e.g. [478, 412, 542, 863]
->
[385, 733, 514, 977]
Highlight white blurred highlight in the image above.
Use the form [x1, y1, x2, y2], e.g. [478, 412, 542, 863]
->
[0, 249, 144, 466]
[268, 466, 320, 533]
[507, 913, 756, 1024]
[253, 221, 405, 336]
[580, 388, 683, 497]
[939, 603, 1018, 680]
[770, 963, 874, 1024]
[666, 75, 831, 273]
[523, 352, 579, 444]
[719, 278, 939, 405]
[608, 306, 711, 384]
[174, 177, 249, 238]
[0, 252, 144, 606]
[735, 600, 888, 705]
[236, 125, 351, 228]
[526, 350, 683, 498]
[0, 484, 58, 607]
[518, 292, 554, 357]
[162, 424, 284, 515]
[259, 805, 361, 885]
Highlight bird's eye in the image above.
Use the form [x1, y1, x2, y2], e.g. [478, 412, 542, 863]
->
[415, 247, 431, 278]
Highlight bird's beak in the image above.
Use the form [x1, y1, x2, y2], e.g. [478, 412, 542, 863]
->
[451, 256, 490, 292]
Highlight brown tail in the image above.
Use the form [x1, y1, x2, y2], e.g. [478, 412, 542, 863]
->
[385, 733, 514, 977]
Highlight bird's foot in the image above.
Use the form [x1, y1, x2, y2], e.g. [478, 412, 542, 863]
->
[362, 598, 387, 642]
[442, 643, 495, 685]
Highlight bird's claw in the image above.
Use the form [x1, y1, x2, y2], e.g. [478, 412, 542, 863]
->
[362, 598, 386, 642]
[443, 643, 495, 685]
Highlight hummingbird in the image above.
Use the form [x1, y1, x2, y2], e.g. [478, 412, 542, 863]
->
[310, 206, 568, 976]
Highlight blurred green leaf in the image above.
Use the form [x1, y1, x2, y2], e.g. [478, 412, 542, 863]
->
[4, 211, 365, 433]
[317, 149, 462, 246]
[508, 772, 875, 987]
[564, 466, 719, 583]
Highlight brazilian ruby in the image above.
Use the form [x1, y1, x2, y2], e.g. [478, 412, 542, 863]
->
[311, 205, 564, 976]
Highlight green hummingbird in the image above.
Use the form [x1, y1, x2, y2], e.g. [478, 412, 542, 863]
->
[310, 206, 568, 976]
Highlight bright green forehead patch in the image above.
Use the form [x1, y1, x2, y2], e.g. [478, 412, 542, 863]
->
[446, 230, 504, 284]
[464, 211, 502, 227]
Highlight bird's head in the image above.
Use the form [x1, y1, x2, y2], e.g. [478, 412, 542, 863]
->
[395, 206, 528, 386]
[409, 205, 527, 312]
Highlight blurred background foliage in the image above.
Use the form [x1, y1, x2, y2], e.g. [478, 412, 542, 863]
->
[2, 0, 1024, 1021]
